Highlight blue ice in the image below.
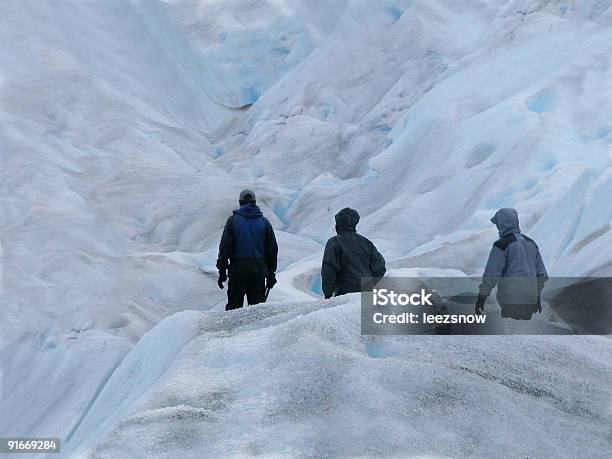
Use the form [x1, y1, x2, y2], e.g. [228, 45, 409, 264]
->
[274, 46, 290, 56]
[526, 89, 558, 113]
[242, 86, 261, 104]
[373, 124, 392, 133]
[390, 6, 403, 21]
[596, 126, 611, 138]
[311, 275, 323, 295]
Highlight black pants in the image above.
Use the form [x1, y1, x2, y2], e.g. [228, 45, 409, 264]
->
[225, 263, 267, 311]
[501, 304, 537, 320]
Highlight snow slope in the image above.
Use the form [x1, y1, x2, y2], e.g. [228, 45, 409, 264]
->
[65, 297, 612, 458]
[1, 0, 611, 456]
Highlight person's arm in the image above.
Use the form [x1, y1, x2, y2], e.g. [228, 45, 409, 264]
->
[369, 242, 386, 282]
[476, 244, 506, 313]
[321, 238, 341, 299]
[264, 219, 278, 274]
[479, 245, 506, 296]
[535, 250, 548, 291]
[216, 216, 234, 273]
[264, 219, 279, 289]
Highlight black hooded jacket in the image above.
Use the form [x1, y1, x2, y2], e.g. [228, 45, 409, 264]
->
[321, 208, 386, 298]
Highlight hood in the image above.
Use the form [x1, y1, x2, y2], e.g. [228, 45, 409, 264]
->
[335, 207, 360, 233]
[491, 208, 520, 237]
[233, 203, 263, 219]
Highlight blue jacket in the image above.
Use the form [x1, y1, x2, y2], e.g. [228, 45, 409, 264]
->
[216, 204, 278, 274]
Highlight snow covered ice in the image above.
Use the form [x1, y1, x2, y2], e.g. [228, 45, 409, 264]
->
[65, 297, 612, 458]
[0, 0, 611, 457]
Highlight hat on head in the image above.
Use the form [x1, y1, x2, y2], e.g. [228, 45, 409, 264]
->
[239, 189, 256, 204]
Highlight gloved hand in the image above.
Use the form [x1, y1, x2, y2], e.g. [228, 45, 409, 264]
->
[536, 295, 542, 313]
[218, 270, 227, 289]
[266, 272, 277, 289]
[475, 294, 486, 315]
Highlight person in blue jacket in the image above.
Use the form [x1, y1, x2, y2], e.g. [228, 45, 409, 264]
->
[217, 190, 278, 310]
[475, 208, 548, 320]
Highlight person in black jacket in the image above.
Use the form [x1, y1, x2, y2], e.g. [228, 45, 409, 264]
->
[217, 190, 278, 310]
[321, 208, 386, 299]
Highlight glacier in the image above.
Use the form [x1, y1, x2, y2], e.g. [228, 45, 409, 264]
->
[65, 296, 612, 458]
[0, 0, 611, 457]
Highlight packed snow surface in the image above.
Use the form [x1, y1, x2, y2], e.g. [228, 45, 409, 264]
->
[66, 297, 612, 458]
[1, 0, 611, 457]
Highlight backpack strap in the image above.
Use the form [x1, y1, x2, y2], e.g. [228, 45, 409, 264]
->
[493, 233, 517, 251]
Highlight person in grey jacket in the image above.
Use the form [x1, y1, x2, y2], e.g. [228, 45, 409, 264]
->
[475, 208, 548, 320]
[321, 208, 386, 299]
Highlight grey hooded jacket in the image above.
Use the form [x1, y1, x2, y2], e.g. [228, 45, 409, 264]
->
[479, 208, 548, 305]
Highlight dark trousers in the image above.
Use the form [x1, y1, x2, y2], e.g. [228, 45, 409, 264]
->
[226, 267, 266, 311]
[501, 304, 536, 320]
